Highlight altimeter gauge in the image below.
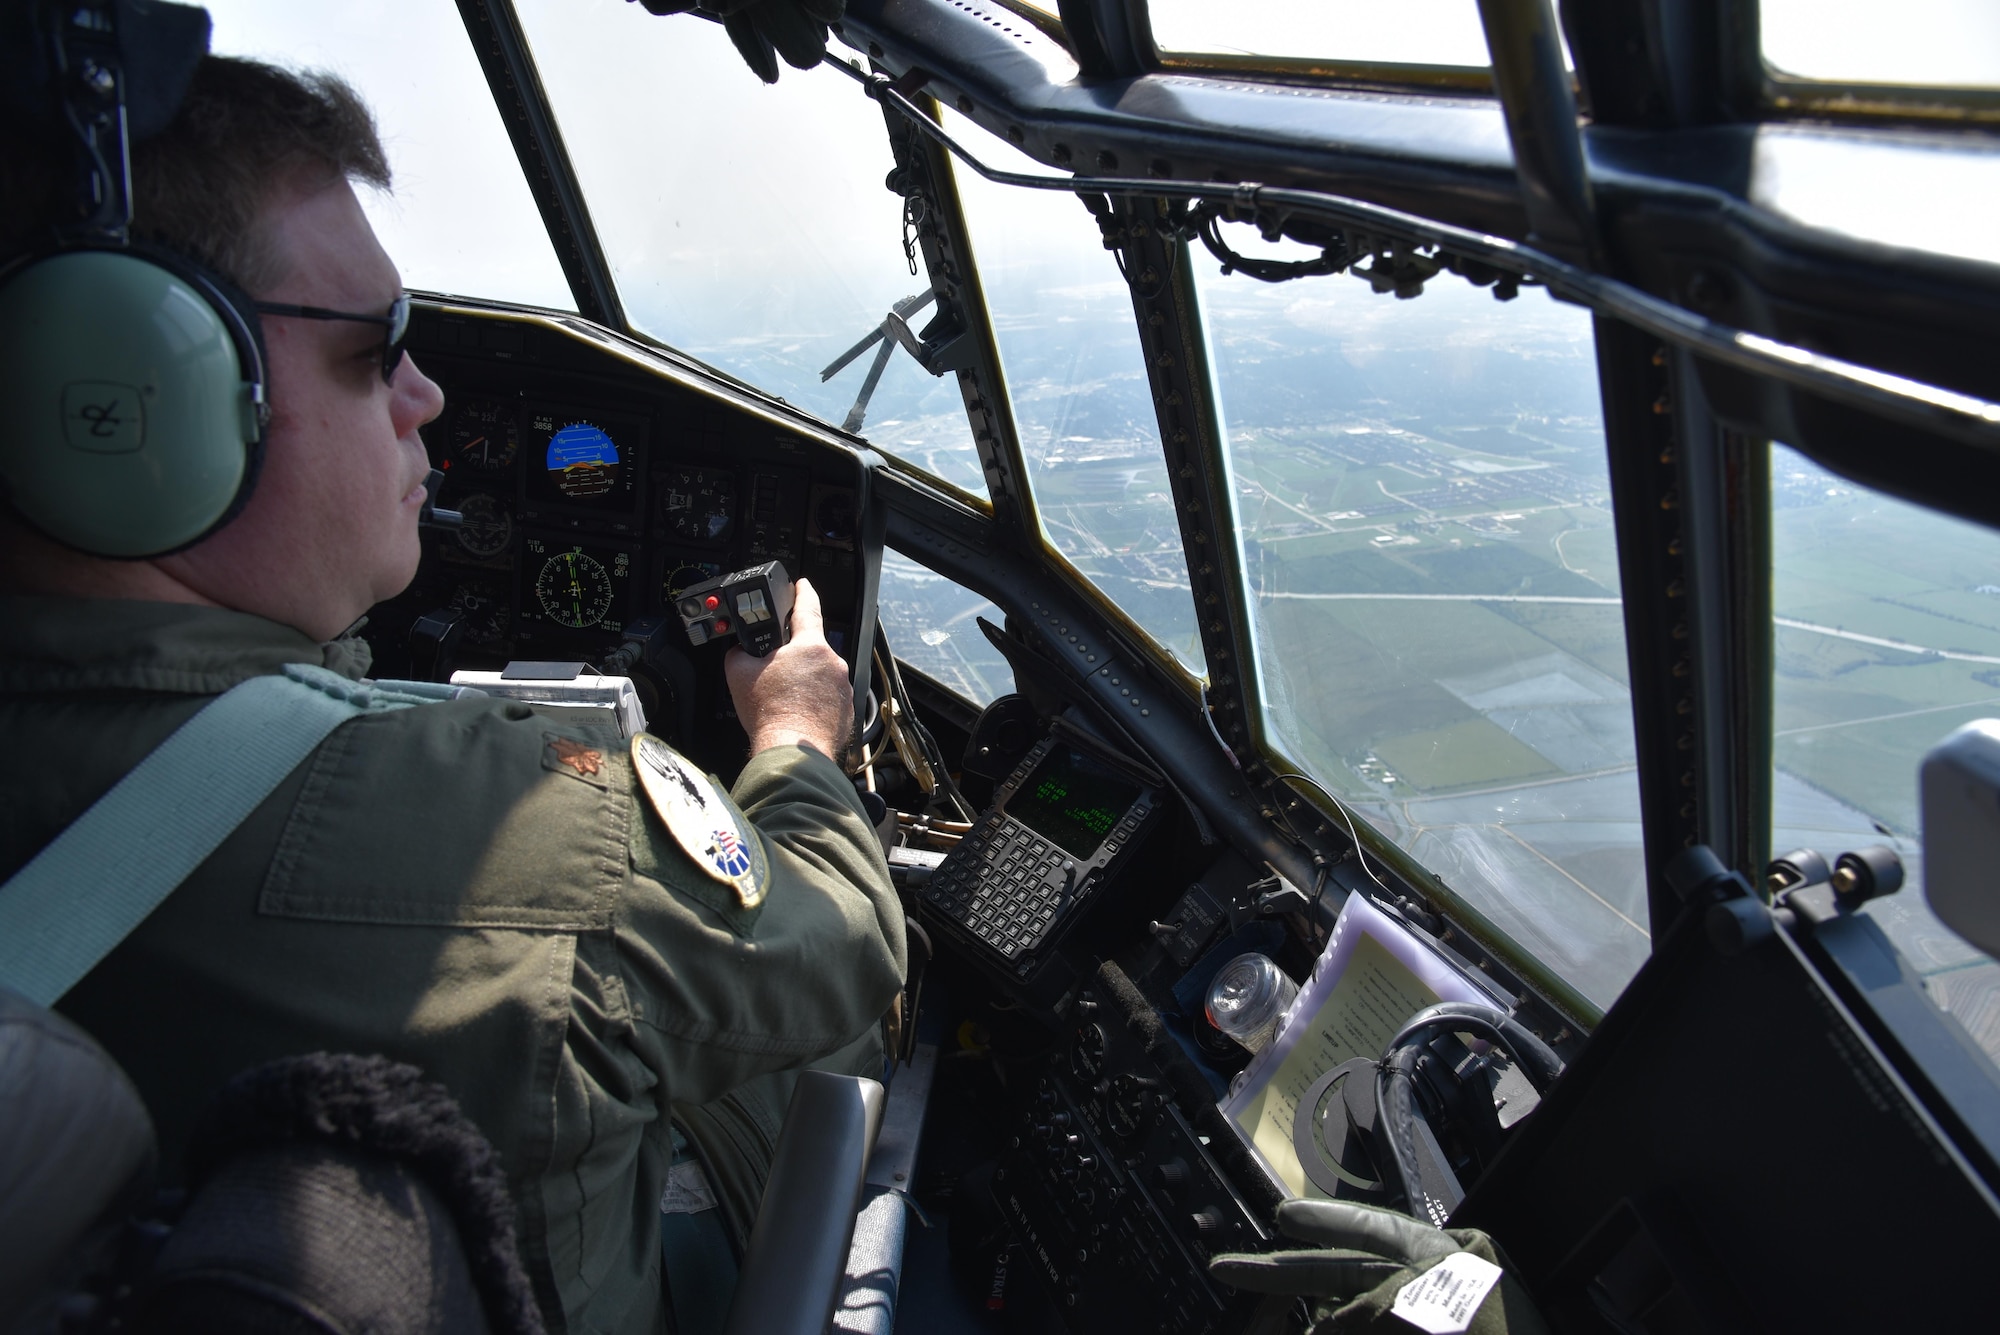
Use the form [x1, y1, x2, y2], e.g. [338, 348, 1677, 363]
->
[661, 466, 736, 542]
[534, 547, 615, 629]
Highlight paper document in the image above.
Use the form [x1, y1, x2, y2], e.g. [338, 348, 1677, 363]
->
[1221, 891, 1499, 1199]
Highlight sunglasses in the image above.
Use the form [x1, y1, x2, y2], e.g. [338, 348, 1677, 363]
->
[253, 292, 412, 385]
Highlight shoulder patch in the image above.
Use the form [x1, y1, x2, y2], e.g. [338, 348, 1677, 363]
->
[630, 733, 768, 909]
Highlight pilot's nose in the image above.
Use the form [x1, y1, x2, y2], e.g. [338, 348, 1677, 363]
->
[392, 353, 446, 436]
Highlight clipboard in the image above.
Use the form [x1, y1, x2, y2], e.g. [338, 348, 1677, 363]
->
[1220, 891, 1504, 1199]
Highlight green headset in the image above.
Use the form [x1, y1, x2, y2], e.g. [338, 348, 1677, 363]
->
[0, 0, 267, 560]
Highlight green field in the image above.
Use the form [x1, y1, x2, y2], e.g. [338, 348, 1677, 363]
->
[1771, 448, 2000, 836]
[1373, 717, 1560, 791]
[1487, 602, 1631, 683]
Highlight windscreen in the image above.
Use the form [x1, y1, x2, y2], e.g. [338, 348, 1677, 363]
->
[1148, 0, 1493, 66]
[1763, 0, 2000, 87]
[1771, 443, 2000, 1067]
[1006, 746, 1142, 860]
[1193, 233, 1644, 1016]
[514, 0, 987, 498]
[199, 0, 573, 310]
[944, 111, 1207, 679]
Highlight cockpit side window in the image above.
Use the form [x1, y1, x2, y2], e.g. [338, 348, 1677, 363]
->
[512, 0, 987, 498]
[1763, 0, 2000, 89]
[1770, 442, 2000, 1067]
[1148, 0, 1495, 68]
[876, 551, 1014, 706]
[942, 112, 1207, 679]
[1191, 241, 1648, 1013]
[1142, 0, 1573, 88]
[202, 0, 573, 312]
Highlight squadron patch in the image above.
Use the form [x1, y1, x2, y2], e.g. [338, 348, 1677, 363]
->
[630, 733, 768, 908]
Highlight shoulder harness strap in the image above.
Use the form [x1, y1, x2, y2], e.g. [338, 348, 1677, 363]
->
[0, 664, 454, 1005]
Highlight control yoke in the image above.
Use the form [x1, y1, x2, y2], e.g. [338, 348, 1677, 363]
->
[675, 559, 795, 658]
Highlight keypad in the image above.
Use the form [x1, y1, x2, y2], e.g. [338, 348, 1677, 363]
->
[922, 819, 1074, 961]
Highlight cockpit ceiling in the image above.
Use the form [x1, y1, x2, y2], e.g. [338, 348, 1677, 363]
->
[831, 0, 2000, 532]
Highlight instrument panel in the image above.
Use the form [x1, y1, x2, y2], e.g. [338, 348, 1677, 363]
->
[360, 307, 877, 765]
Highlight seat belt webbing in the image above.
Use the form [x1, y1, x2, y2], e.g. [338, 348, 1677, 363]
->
[0, 663, 453, 1006]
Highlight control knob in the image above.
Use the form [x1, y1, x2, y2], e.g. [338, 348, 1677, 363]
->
[1061, 1156, 1097, 1180]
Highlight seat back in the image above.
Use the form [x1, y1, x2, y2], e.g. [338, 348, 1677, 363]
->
[723, 1070, 885, 1335]
[0, 987, 156, 1330]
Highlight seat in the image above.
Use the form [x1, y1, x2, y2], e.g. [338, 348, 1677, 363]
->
[0, 987, 156, 1331]
[3, 984, 916, 1335]
[723, 1068, 886, 1335]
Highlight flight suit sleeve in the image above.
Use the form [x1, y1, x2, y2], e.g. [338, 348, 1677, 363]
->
[611, 740, 906, 1110]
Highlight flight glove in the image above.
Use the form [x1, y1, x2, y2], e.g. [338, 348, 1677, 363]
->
[1208, 1198, 1551, 1335]
[634, 0, 847, 83]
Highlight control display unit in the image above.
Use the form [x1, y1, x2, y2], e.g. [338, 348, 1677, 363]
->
[922, 734, 1159, 974]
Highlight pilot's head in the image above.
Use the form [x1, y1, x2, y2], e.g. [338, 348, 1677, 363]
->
[0, 55, 445, 642]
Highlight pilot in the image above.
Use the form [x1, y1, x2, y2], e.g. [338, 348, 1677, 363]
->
[0, 50, 904, 1335]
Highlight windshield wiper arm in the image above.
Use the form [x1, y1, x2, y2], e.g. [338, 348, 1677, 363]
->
[821, 287, 937, 433]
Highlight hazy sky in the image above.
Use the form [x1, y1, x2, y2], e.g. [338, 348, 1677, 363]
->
[201, 0, 573, 309]
[1144, 0, 1998, 86]
[196, 0, 1999, 404]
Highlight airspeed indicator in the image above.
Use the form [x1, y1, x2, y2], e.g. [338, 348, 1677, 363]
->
[450, 398, 517, 470]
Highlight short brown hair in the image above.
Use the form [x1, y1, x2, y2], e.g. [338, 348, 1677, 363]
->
[3, 54, 389, 293]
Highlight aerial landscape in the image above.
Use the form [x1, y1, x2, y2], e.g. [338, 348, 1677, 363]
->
[866, 229, 2000, 1039]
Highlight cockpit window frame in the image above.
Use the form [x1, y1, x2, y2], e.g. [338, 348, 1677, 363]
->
[458, 0, 627, 331]
[985, 0, 1070, 50]
[1760, 74, 2000, 128]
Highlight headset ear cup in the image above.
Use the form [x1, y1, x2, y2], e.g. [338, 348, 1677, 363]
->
[0, 248, 266, 558]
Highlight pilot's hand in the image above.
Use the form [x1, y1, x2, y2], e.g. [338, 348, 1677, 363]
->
[724, 577, 853, 763]
[633, 0, 844, 84]
[1207, 1199, 1551, 1334]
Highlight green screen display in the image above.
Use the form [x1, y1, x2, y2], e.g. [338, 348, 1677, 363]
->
[1005, 746, 1141, 859]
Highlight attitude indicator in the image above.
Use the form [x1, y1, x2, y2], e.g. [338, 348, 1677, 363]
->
[545, 421, 620, 500]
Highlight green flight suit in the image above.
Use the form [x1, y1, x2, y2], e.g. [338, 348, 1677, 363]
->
[0, 595, 907, 1335]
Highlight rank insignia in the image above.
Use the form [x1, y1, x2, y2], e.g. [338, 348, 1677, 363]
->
[548, 737, 604, 777]
[631, 733, 768, 908]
